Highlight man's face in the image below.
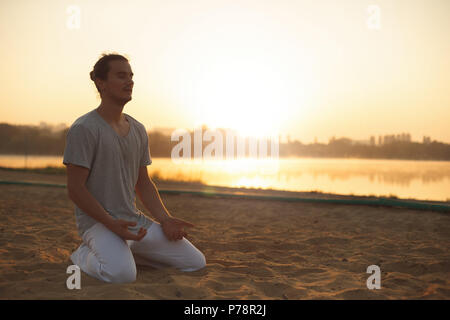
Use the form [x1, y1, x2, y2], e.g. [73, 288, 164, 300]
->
[98, 60, 134, 103]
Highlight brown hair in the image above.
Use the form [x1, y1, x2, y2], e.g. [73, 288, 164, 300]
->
[89, 53, 129, 93]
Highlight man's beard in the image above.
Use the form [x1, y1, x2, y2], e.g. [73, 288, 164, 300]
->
[113, 93, 132, 105]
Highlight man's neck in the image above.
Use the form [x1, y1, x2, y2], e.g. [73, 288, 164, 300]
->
[96, 99, 126, 124]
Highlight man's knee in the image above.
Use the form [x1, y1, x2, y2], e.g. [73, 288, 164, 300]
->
[103, 262, 137, 283]
[182, 250, 206, 272]
[196, 252, 207, 270]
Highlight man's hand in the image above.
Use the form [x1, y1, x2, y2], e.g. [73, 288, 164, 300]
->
[161, 217, 195, 241]
[106, 219, 147, 242]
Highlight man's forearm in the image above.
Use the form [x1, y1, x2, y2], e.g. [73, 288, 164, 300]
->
[68, 186, 115, 228]
[136, 178, 172, 224]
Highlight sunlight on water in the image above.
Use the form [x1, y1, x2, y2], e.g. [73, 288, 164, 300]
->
[0, 155, 64, 168]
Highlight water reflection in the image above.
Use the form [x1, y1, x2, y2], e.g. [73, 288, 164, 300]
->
[1, 155, 449, 201]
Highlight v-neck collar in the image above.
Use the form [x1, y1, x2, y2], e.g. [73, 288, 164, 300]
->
[94, 109, 131, 139]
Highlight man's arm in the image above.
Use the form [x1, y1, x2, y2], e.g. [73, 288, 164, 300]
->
[134, 166, 172, 224]
[135, 166, 194, 241]
[66, 163, 146, 241]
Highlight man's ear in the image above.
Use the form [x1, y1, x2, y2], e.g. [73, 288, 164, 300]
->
[96, 76, 108, 92]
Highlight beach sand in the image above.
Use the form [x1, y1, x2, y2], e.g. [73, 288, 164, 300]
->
[0, 169, 449, 299]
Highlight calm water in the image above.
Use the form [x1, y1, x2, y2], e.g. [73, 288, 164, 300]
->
[1, 155, 450, 202]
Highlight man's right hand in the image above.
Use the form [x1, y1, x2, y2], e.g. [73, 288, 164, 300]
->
[106, 219, 147, 242]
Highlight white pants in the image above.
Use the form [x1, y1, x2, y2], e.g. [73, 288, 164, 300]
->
[70, 221, 206, 283]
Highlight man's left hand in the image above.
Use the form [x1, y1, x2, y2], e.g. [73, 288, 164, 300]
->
[161, 217, 195, 241]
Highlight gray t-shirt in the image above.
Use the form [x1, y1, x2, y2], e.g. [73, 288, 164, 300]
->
[63, 108, 154, 237]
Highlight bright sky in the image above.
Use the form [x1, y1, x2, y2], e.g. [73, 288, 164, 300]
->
[1, 0, 449, 143]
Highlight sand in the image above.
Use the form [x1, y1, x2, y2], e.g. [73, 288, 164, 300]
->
[0, 169, 449, 299]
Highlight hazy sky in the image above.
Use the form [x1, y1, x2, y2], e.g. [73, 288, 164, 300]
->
[1, 0, 449, 143]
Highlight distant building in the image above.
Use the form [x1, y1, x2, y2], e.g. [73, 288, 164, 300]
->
[380, 133, 412, 145]
[351, 139, 371, 146]
[397, 133, 411, 142]
[423, 136, 431, 144]
[384, 135, 395, 144]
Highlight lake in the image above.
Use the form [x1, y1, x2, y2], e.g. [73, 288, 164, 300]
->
[1, 154, 449, 202]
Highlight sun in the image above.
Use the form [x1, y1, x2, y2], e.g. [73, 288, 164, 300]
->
[150, 6, 314, 140]
[192, 57, 289, 139]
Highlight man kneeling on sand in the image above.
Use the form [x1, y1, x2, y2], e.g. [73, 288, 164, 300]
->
[62, 53, 206, 283]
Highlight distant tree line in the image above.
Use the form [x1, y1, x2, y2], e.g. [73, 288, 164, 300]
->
[0, 123, 68, 155]
[0, 123, 449, 161]
[280, 137, 450, 160]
